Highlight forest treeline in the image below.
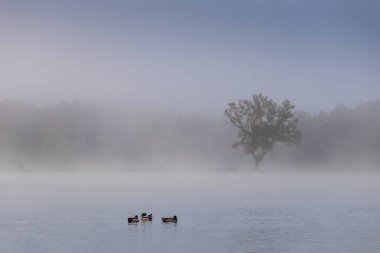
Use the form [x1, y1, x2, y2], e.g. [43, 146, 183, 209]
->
[270, 101, 380, 169]
[0, 100, 379, 170]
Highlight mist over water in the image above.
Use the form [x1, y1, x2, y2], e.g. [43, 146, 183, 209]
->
[1, 0, 379, 252]
[0, 101, 379, 171]
[1, 171, 379, 253]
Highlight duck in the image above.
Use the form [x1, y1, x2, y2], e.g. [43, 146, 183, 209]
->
[128, 215, 139, 223]
[161, 215, 177, 223]
[141, 213, 153, 221]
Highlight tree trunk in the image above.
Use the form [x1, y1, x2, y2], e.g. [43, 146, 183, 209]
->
[254, 159, 260, 169]
[253, 153, 266, 169]
[253, 156, 260, 169]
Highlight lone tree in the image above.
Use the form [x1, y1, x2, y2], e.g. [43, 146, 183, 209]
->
[224, 93, 301, 169]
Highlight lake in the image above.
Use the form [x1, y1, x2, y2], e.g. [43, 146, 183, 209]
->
[0, 172, 379, 253]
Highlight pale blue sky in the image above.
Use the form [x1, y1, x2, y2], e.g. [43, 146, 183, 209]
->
[1, 0, 379, 114]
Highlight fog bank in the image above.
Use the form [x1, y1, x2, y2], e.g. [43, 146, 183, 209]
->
[0, 100, 379, 171]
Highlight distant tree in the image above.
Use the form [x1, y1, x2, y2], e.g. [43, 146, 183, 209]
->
[224, 93, 301, 169]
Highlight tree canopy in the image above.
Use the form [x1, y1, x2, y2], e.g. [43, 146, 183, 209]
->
[224, 94, 301, 168]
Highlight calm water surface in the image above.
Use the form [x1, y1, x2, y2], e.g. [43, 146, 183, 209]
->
[0, 172, 379, 253]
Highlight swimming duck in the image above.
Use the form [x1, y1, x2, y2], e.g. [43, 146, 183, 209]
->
[141, 213, 153, 221]
[161, 215, 177, 223]
[128, 215, 139, 223]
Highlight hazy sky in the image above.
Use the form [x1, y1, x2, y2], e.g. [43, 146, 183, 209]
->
[1, 0, 379, 114]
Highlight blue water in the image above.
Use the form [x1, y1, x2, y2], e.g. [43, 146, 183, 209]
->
[0, 172, 379, 253]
